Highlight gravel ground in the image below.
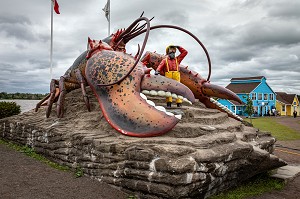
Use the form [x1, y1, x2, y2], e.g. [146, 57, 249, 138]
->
[0, 144, 128, 199]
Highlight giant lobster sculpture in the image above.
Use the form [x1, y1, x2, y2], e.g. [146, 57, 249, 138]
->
[36, 15, 242, 137]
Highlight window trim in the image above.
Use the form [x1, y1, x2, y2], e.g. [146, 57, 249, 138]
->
[269, 93, 274, 101]
[232, 106, 236, 112]
[258, 93, 262, 100]
[251, 93, 257, 100]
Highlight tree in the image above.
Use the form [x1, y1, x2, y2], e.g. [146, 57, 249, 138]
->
[244, 95, 254, 124]
[0, 101, 21, 119]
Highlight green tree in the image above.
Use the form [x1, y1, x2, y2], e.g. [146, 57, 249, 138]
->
[0, 101, 21, 119]
[244, 95, 254, 124]
[0, 92, 47, 100]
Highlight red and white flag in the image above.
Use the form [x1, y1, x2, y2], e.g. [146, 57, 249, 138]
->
[52, 0, 60, 14]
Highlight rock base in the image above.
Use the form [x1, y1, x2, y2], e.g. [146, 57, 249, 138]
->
[0, 88, 286, 198]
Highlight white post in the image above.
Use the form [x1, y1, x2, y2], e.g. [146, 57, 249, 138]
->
[108, 0, 110, 36]
[50, 0, 54, 80]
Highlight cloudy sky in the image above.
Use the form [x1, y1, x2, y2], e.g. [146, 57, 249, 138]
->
[0, 0, 299, 95]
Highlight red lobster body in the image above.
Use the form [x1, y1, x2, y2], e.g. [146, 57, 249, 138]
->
[36, 15, 243, 137]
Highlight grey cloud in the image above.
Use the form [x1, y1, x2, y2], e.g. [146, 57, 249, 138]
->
[28, 59, 52, 69]
[0, 62, 28, 73]
[0, 15, 37, 41]
[0, 23, 37, 41]
[238, 0, 262, 8]
[161, 11, 188, 26]
[15, 43, 26, 50]
[0, 14, 49, 43]
[264, 1, 300, 19]
[0, 15, 31, 25]
[238, 22, 300, 47]
[219, 47, 257, 62]
[202, 25, 234, 39]
[256, 56, 300, 72]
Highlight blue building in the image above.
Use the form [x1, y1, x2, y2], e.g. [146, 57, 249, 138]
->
[217, 76, 276, 116]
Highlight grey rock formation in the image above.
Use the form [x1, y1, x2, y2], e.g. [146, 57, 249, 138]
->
[0, 88, 286, 198]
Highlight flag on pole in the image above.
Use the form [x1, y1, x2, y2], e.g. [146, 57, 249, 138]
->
[50, 0, 60, 80]
[102, 0, 110, 21]
[52, 0, 60, 14]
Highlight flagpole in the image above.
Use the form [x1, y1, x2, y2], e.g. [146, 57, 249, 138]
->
[50, 0, 54, 80]
[108, 0, 110, 36]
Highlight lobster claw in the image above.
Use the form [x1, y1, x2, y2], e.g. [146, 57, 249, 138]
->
[202, 82, 242, 104]
[85, 50, 195, 137]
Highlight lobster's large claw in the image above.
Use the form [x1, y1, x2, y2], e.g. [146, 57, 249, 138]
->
[179, 67, 241, 103]
[85, 50, 194, 137]
[141, 51, 244, 121]
[179, 66, 243, 121]
[202, 82, 242, 104]
[141, 74, 195, 104]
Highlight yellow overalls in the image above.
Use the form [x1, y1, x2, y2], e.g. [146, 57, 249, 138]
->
[165, 57, 182, 104]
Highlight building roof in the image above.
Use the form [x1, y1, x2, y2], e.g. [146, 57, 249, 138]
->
[226, 82, 260, 93]
[230, 76, 265, 81]
[276, 92, 296, 104]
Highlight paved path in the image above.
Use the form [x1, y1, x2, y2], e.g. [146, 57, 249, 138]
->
[0, 144, 128, 199]
[274, 116, 300, 132]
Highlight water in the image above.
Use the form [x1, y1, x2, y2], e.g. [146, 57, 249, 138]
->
[0, 99, 40, 113]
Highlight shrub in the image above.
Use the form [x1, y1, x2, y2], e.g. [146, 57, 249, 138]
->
[0, 101, 21, 119]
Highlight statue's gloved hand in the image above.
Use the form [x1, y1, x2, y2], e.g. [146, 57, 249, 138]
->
[155, 71, 159, 75]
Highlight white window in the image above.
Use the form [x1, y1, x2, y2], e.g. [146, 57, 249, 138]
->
[258, 93, 262, 100]
[232, 106, 236, 112]
[269, 94, 274, 100]
[282, 105, 285, 111]
[264, 94, 268, 100]
[253, 106, 258, 113]
[251, 93, 257, 100]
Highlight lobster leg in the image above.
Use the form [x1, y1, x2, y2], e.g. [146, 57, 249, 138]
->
[56, 76, 81, 118]
[35, 93, 50, 112]
[75, 69, 90, 112]
[46, 79, 59, 118]
[56, 76, 67, 118]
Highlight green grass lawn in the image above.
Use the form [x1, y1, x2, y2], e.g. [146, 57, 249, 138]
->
[0, 139, 69, 171]
[209, 173, 284, 199]
[245, 117, 300, 141]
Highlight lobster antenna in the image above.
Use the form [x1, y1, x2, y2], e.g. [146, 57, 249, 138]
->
[140, 11, 144, 17]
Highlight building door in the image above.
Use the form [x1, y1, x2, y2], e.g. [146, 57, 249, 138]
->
[260, 106, 263, 116]
[260, 105, 267, 116]
[265, 106, 270, 116]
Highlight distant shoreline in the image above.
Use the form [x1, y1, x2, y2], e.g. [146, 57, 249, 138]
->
[0, 92, 47, 100]
[0, 98, 42, 100]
